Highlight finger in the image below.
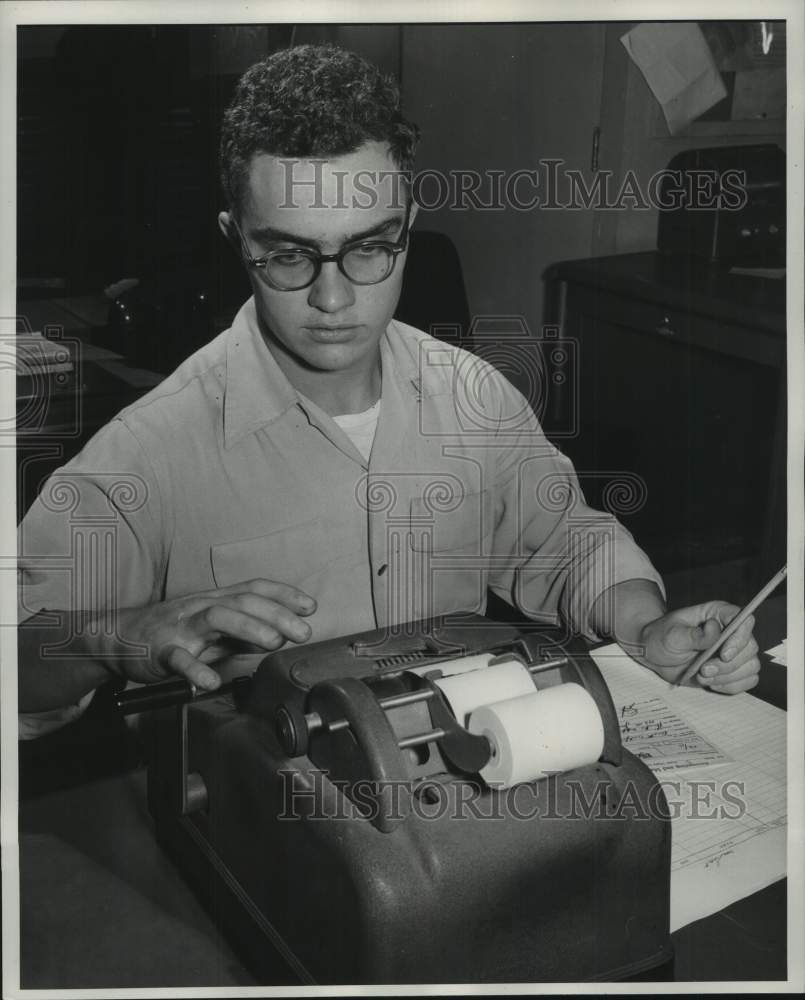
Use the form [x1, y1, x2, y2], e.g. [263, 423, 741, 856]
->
[207, 593, 311, 643]
[197, 641, 264, 662]
[666, 601, 739, 628]
[718, 638, 759, 673]
[667, 617, 722, 655]
[190, 604, 292, 651]
[227, 593, 313, 643]
[697, 654, 760, 690]
[163, 644, 222, 692]
[213, 579, 317, 615]
[698, 638, 759, 679]
[699, 659, 760, 695]
[718, 614, 756, 662]
[711, 601, 741, 627]
[708, 674, 760, 695]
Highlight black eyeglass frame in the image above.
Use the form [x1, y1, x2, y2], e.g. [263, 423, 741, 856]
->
[231, 199, 413, 292]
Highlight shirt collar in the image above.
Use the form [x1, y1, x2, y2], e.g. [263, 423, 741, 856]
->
[379, 319, 431, 400]
[223, 298, 300, 448]
[223, 302, 423, 449]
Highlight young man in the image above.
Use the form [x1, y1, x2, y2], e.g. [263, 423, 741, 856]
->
[18, 45, 759, 735]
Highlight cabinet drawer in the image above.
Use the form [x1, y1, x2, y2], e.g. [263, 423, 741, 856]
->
[563, 282, 785, 369]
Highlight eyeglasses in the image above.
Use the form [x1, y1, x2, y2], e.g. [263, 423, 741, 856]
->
[232, 201, 412, 292]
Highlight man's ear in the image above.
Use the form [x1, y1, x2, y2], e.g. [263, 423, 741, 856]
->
[408, 201, 419, 229]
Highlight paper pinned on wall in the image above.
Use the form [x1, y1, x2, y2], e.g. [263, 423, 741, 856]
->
[621, 22, 728, 135]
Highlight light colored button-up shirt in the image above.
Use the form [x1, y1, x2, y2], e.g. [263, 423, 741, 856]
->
[18, 297, 663, 733]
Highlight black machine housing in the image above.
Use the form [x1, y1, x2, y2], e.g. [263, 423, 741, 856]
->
[137, 616, 673, 984]
[657, 144, 785, 267]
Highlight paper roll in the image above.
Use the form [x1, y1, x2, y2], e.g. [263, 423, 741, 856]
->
[434, 659, 536, 727]
[408, 652, 495, 678]
[469, 683, 604, 788]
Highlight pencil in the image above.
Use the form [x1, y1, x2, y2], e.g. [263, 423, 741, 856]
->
[673, 565, 787, 688]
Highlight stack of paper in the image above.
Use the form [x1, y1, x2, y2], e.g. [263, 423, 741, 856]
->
[592, 645, 786, 932]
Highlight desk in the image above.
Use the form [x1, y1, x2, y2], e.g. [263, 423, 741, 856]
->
[15, 655, 787, 988]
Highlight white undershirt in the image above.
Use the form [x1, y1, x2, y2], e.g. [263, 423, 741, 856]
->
[332, 399, 381, 462]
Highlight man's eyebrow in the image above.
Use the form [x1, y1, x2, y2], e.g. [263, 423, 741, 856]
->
[248, 214, 403, 249]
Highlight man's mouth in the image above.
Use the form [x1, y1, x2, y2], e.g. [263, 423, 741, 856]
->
[306, 324, 361, 340]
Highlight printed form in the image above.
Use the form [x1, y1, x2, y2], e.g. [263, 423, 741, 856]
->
[592, 644, 786, 932]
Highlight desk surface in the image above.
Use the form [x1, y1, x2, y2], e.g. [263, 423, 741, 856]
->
[16, 659, 788, 989]
[546, 251, 786, 336]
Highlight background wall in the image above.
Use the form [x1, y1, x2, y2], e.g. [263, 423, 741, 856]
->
[17, 22, 607, 351]
[400, 23, 606, 342]
[17, 21, 785, 368]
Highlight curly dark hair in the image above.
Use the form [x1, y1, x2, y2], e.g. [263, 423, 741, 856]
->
[220, 44, 419, 215]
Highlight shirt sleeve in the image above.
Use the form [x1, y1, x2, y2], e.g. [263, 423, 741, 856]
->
[18, 417, 166, 621]
[17, 417, 167, 736]
[18, 691, 96, 742]
[485, 375, 665, 641]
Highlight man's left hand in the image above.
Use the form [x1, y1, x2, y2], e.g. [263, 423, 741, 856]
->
[637, 601, 760, 694]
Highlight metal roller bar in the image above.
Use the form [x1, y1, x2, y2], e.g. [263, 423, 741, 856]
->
[397, 728, 447, 750]
[305, 686, 435, 735]
[378, 688, 436, 711]
[305, 657, 567, 738]
[527, 656, 568, 673]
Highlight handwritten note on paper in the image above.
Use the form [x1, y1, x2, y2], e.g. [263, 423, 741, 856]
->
[618, 697, 731, 773]
[591, 644, 787, 932]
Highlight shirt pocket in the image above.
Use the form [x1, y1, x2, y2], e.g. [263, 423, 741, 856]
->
[210, 517, 328, 590]
[408, 487, 493, 554]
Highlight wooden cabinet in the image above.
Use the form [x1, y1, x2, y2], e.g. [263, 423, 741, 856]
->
[544, 252, 785, 583]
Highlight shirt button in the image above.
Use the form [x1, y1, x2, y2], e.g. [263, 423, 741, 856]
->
[377, 564, 388, 576]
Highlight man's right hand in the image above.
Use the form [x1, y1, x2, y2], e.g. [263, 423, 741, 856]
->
[103, 579, 317, 692]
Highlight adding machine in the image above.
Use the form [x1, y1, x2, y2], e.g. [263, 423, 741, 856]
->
[118, 615, 673, 984]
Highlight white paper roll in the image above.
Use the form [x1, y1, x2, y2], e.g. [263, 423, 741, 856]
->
[408, 652, 495, 678]
[434, 659, 536, 727]
[469, 683, 605, 788]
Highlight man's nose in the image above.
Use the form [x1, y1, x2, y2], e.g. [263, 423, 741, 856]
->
[307, 262, 356, 312]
